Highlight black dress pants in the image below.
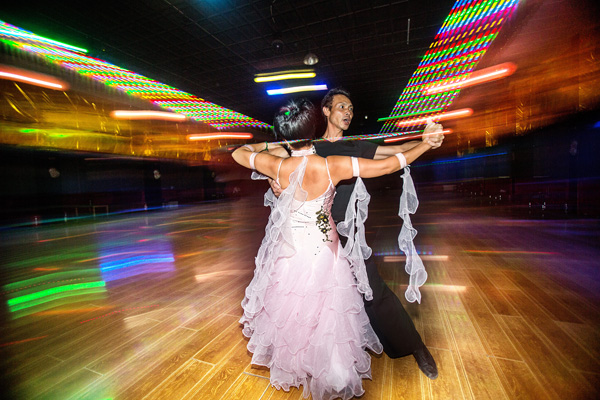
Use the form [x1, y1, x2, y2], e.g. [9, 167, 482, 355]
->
[362, 254, 424, 358]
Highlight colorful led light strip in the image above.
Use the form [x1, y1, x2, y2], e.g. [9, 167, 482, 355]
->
[380, 0, 521, 134]
[0, 20, 271, 131]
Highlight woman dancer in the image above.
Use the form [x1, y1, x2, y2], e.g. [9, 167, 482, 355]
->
[232, 98, 436, 399]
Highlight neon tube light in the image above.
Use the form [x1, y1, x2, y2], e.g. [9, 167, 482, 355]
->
[255, 72, 316, 82]
[267, 84, 328, 95]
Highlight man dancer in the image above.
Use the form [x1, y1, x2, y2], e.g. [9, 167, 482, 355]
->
[269, 88, 443, 379]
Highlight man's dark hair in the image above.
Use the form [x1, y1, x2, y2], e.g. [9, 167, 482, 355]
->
[320, 87, 351, 111]
[273, 98, 317, 150]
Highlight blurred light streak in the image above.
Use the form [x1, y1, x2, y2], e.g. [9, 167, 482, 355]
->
[1, 277, 88, 296]
[110, 110, 186, 121]
[384, 255, 449, 262]
[194, 270, 247, 282]
[33, 267, 60, 271]
[424, 62, 517, 94]
[0, 21, 270, 130]
[267, 84, 328, 95]
[378, 108, 444, 121]
[33, 307, 113, 315]
[97, 227, 176, 284]
[0, 65, 68, 90]
[99, 255, 175, 282]
[0, 21, 87, 53]
[464, 250, 559, 255]
[384, 129, 452, 143]
[0, 335, 48, 348]
[254, 71, 316, 82]
[380, 0, 521, 134]
[7, 281, 106, 312]
[395, 108, 473, 127]
[79, 304, 159, 324]
[187, 133, 253, 141]
[166, 227, 227, 235]
[414, 151, 508, 167]
[424, 284, 466, 292]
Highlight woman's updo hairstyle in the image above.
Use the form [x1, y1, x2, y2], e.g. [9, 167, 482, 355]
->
[273, 98, 317, 150]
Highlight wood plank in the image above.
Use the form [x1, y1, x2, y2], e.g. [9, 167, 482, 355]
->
[502, 270, 582, 323]
[389, 355, 423, 400]
[459, 351, 508, 400]
[495, 315, 590, 399]
[220, 373, 271, 400]
[490, 357, 556, 400]
[182, 339, 250, 399]
[502, 289, 599, 372]
[464, 269, 518, 316]
[118, 314, 239, 400]
[459, 288, 521, 360]
[444, 311, 486, 355]
[428, 348, 470, 400]
[143, 359, 214, 400]
[193, 319, 247, 365]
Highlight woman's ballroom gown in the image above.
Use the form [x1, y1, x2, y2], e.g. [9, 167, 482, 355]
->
[240, 150, 383, 400]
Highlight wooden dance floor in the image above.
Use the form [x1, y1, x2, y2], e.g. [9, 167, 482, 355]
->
[1, 190, 599, 399]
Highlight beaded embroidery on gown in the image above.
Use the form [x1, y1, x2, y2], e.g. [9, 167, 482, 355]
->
[240, 149, 383, 400]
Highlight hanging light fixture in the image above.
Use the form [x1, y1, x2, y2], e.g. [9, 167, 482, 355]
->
[303, 53, 319, 66]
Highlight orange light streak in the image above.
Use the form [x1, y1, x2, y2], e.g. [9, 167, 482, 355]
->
[33, 306, 114, 315]
[0, 65, 68, 90]
[384, 129, 453, 143]
[187, 133, 253, 141]
[424, 62, 517, 94]
[0, 335, 48, 347]
[110, 110, 187, 121]
[396, 108, 473, 127]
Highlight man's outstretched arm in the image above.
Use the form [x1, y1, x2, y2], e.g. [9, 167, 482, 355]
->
[373, 121, 444, 160]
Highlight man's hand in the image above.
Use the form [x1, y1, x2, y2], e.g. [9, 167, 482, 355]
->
[422, 119, 444, 149]
[268, 178, 283, 197]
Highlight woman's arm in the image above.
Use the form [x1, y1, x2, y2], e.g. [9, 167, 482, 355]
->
[373, 120, 445, 159]
[329, 141, 433, 183]
[231, 144, 282, 179]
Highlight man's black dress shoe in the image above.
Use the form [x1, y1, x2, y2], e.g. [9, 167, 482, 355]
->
[413, 345, 438, 380]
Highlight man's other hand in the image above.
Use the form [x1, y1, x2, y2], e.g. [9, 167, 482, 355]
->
[268, 178, 283, 197]
[422, 119, 444, 149]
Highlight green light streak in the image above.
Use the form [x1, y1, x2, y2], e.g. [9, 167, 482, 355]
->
[8, 281, 106, 309]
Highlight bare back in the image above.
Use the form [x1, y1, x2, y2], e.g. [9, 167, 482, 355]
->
[277, 155, 334, 201]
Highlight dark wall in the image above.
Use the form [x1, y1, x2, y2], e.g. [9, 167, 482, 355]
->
[0, 147, 220, 225]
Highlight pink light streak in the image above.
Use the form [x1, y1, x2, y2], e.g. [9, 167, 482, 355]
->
[187, 133, 253, 141]
[395, 108, 473, 128]
[424, 62, 517, 94]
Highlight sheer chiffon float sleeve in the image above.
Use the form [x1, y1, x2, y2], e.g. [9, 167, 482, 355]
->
[240, 158, 308, 335]
[337, 159, 427, 304]
[397, 166, 427, 304]
[336, 158, 373, 301]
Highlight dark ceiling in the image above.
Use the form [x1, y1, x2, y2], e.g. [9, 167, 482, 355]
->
[1, 0, 457, 134]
